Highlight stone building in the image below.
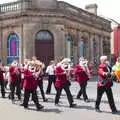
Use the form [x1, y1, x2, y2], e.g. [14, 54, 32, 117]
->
[0, 0, 111, 65]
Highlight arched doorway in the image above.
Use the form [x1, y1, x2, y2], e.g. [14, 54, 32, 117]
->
[35, 31, 54, 66]
[7, 33, 19, 64]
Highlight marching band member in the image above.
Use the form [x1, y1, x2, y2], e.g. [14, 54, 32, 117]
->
[95, 56, 117, 113]
[0, 61, 5, 98]
[22, 60, 44, 110]
[75, 57, 90, 102]
[9, 60, 21, 103]
[4, 66, 10, 90]
[46, 60, 56, 94]
[55, 58, 76, 107]
[21, 59, 31, 88]
[35, 60, 48, 102]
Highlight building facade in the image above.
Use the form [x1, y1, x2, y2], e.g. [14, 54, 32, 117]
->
[0, 0, 111, 65]
[113, 26, 120, 56]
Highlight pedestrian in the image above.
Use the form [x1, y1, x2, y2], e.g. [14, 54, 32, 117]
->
[46, 60, 56, 94]
[95, 56, 117, 114]
[74, 57, 90, 102]
[55, 58, 76, 108]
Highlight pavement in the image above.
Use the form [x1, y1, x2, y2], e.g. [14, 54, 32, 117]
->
[0, 80, 120, 120]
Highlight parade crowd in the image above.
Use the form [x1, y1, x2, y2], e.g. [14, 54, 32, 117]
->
[0, 55, 120, 113]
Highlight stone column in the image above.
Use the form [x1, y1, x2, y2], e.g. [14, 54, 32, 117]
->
[99, 36, 103, 56]
[102, 36, 106, 55]
[96, 34, 100, 60]
[87, 32, 92, 61]
[54, 25, 66, 60]
[83, 31, 89, 60]
[89, 33, 94, 61]
[20, 23, 24, 63]
[77, 31, 81, 59]
[72, 29, 79, 64]
[23, 24, 35, 59]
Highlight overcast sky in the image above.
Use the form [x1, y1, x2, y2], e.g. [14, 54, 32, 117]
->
[0, 0, 120, 24]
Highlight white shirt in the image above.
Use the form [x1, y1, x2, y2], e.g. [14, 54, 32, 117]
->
[46, 65, 55, 75]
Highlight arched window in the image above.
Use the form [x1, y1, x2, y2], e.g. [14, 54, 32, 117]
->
[35, 31, 53, 40]
[7, 33, 19, 64]
[66, 33, 73, 61]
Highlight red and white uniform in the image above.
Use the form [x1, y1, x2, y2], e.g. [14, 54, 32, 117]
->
[97, 64, 112, 87]
[74, 64, 89, 83]
[9, 66, 19, 83]
[55, 65, 69, 88]
[23, 68, 37, 90]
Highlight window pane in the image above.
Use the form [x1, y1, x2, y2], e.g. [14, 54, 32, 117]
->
[36, 31, 53, 40]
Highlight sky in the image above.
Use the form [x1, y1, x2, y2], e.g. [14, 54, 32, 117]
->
[0, 0, 120, 24]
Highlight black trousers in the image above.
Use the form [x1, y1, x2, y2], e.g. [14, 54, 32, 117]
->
[55, 84, 73, 106]
[23, 89, 41, 109]
[77, 81, 88, 100]
[10, 79, 21, 101]
[38, 80, 46, 101]
[4, 80, 8, 89]
[0, 80, 5, 97]
[46, 75, 56, 94]
[95, 86, 117, 112]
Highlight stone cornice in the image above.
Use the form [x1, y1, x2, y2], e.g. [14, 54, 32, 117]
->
[0, 10, 112, 32]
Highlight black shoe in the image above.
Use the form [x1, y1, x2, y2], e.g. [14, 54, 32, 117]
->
[8, 95, 11, 99]
[37, 105, 44, 111]
[55, 103, 60, 106]
[84, 99, 90, 103]
[43, 98, 48, 102]
[95, 108, 102, 112]
[2, 96, 5, 98]
[12, 100, 15, 104]
[112, 110, 118, 114]
[76, 96, 82, 100]
[18, 97, 21, 101]
[70, 103, 77, 108]
[24, 107, 28, 110]
[20, 103, 24, 106]
[46, 92, 50, 95]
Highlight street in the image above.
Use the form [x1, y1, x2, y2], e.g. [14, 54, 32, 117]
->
[0, 80, 120, 120]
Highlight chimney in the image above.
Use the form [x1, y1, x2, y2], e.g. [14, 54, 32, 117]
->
[85, 4, 98, 15]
